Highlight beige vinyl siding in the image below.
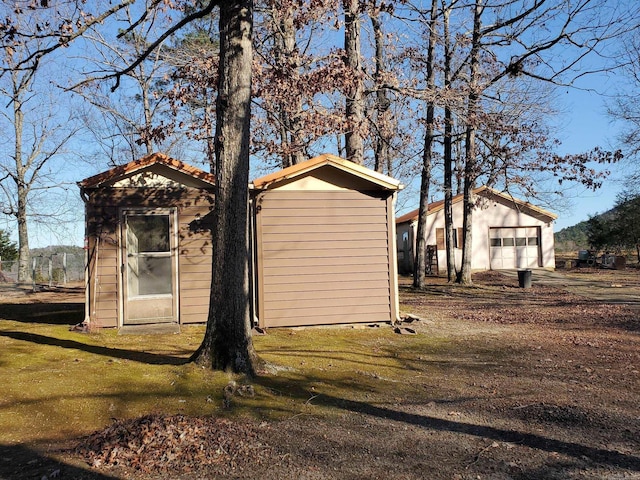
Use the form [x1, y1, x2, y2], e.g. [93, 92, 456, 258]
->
[86, 205, 120, 327]
[256, 190, 393, 327]
[177, 202, 213, 324]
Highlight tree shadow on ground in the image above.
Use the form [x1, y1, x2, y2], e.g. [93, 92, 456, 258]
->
[0, 302, 84, 325]
[0, 443, 120, 480]
[0, 330, 189, 365]
[317, 394, 640, 472]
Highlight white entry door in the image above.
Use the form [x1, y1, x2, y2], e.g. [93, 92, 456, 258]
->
[122, 210, 177, 324]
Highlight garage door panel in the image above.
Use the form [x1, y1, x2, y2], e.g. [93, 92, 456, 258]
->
[490, 226, 540, 270]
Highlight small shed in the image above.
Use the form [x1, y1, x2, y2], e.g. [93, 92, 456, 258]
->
[80, 152, 403, 330]
[79, 153, 215, 328]
[251, 154, 403, 328]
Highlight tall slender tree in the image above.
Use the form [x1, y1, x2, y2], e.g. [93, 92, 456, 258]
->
[456, 0, 482, 285]
[413, 0, 438, 288]
[0, 10, 79, 282]
[369, 1, 393, 175]
[441, 0, 458, 282]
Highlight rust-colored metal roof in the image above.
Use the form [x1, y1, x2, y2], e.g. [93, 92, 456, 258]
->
[251, 153, 403, 191]
[78, 152, 216, 187]
[396, 186, 557, 224]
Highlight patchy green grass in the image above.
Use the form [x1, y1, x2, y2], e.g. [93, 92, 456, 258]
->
[0, 303, 449, 447]
[1, 321, 227, 444]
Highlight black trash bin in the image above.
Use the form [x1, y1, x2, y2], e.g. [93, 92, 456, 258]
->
[517, 269, 532, 288]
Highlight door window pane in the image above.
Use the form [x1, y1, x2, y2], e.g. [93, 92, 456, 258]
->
[128, 256, 172, 295]
[126, 214, 173, 297]
[128, 215, 170, 252]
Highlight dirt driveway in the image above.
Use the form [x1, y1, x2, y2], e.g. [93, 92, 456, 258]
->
[499, 268, 640, 305]
[1, 271, 639, 480]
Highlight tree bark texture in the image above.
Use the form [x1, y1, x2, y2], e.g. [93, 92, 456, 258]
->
[191, 0, 261, 374]
[412, 0, 438, 289]
[457, 0, 482, 286]
[343, 0, 364, 165]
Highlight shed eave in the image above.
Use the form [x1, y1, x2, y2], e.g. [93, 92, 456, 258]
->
[78, 152, 216, 188]
[251, 154, 402, 191]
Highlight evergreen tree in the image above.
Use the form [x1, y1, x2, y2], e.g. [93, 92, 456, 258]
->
[0, 230, 18, 261]
[586, 193, 640, 262]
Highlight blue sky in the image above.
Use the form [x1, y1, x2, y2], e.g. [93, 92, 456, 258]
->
[550, 83, 626, 231]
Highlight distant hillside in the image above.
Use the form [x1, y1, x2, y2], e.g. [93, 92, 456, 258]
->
[554, 221, 590, 252]
[554, 205, 620, 252]
[31, 245, 84, 257]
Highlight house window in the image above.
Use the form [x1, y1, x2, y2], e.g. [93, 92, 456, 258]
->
[528, 237, 538, 246]
[402, 231, 409, 248]
[436, 228, 445, 250]
[515, 237, 527, 247]
[490, 238, 501, 247]
[503, 237, 515, 247]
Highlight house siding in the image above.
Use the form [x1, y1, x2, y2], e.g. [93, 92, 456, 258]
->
[255, 190, 394, 327]
[85, 203, 120, 327]
[176, 203, 214, 324]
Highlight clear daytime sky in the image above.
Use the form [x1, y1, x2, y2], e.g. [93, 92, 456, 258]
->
[550, 82, 626, 231]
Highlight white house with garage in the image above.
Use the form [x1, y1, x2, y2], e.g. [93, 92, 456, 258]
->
[396, 186, 557, 274]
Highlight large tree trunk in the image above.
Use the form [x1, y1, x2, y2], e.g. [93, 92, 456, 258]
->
[191, 0, 261, 374]
[343, 0, 364, 165]
[412, 0, 438, 288]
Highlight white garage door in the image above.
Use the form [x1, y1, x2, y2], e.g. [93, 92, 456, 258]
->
[489, 227, 540, 269]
